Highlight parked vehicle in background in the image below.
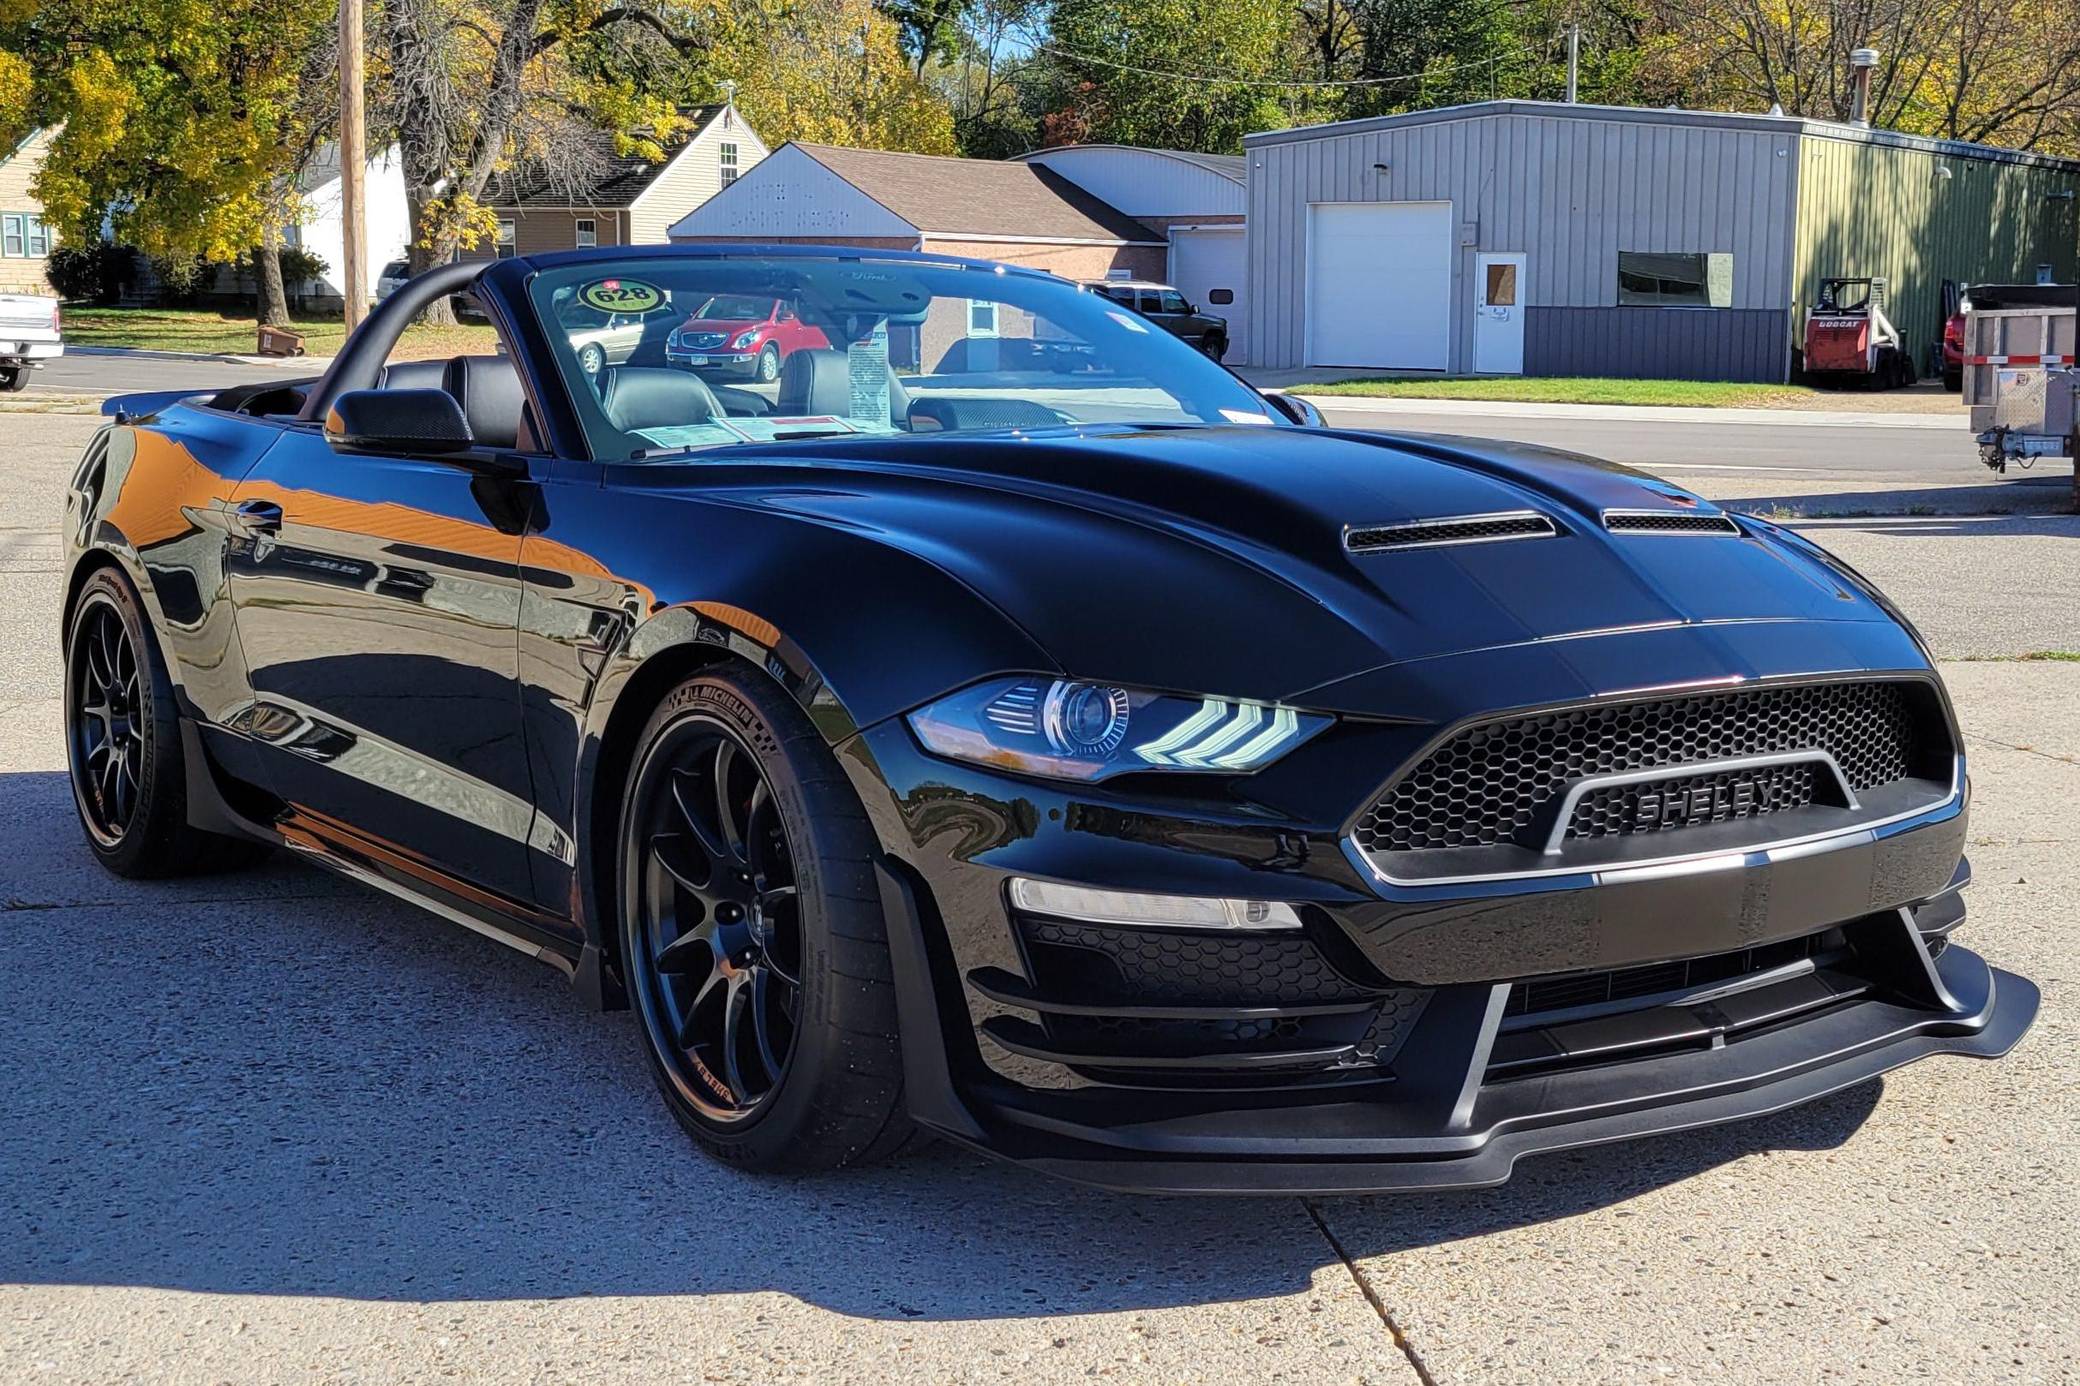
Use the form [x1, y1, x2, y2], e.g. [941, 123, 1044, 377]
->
[0, 289, 62, 391]
[1083, 279, 1228, 361]
[557, 298, 677, 376]
[666, 295, 828, 382]
[1942, 307, 1968, 391]
[375, 261, 412, 302]
[1803, 277, 1916, 388]
[1964, 282, 2078, 505]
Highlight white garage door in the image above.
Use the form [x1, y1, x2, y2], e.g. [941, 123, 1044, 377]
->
[1169, 227, 1248, 365]
[1306, 202, 1452, 370]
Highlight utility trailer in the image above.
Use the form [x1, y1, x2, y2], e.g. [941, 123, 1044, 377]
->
[1966, 283, 2079, 506]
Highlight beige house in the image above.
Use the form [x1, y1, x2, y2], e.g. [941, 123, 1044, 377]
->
[464, 104, 768, 263]
[0, 129, 57, 295]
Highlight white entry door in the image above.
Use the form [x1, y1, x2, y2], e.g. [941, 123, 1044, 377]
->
[1305, 202, 1452, 370]
[1472, 252, 1526, 375]
[1169, 227, 1248, 364]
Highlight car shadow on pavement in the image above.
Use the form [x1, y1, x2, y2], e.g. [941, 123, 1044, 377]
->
[0, 768, 1879, 1320]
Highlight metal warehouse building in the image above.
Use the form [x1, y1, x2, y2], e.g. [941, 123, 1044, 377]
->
[1243, 100, 2080, 380]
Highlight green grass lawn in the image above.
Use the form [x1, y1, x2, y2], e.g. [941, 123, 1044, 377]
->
[61, 308, 497, 361]
[1300, 376, 1840, 409]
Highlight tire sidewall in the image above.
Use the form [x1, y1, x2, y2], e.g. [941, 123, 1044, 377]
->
[617, 671, 881, 1163]
[757, 343, 781, 383]
[579, 343, 606, 375]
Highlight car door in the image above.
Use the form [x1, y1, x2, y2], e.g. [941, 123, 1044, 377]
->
[1151, 289, 1203, 346]
[221, 378, 543, 906]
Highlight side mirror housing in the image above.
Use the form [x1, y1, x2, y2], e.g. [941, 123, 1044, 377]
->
[1268, 392, 1324, 428]
[325, 388, 475, 456]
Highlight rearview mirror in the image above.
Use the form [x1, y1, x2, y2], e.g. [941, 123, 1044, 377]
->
[325, 388, 475, 456]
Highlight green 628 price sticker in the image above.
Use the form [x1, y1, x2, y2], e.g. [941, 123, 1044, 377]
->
[577, 278, 666, 313]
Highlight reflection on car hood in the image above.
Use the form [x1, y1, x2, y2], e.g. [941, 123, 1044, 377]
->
[655, 424, 1900, 705]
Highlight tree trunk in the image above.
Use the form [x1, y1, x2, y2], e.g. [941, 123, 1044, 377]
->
[404, 183, 460, 326]
[256, 219, 290, 327]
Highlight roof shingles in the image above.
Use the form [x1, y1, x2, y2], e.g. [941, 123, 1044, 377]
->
[794, 143, 1162, 243]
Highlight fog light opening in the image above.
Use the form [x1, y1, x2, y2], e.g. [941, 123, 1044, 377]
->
[1007, 878, 1302, 930]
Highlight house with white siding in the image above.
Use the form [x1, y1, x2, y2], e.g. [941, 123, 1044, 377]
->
[0, 129, 58, 295]
[466, 104, 768, 262]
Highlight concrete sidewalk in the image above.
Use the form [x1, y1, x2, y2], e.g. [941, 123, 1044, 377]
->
[1289, 390, 1970, 431]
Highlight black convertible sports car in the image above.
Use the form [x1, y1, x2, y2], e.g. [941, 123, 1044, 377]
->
[61, 246, 2036, 1192]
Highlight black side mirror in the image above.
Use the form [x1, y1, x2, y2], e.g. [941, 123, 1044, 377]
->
[325, 388, 475, 456]
[1268, 392, 1324, 428]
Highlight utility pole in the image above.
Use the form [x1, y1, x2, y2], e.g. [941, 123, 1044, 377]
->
[1565, 24, 1581, 104]
[339, 0, 368, 332]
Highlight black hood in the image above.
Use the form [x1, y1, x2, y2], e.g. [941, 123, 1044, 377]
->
[663, 424, 1899, 707]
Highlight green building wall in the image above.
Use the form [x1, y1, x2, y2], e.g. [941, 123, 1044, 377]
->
[1793, 133, 2080, 372]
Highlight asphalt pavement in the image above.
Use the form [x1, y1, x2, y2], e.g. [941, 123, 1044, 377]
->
[1, 408, 2075, 1384]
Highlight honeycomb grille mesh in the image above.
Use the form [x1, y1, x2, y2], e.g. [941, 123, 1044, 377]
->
[1603, 511, 1742, 535]
[1020, 918, 1376, 1005]
[1346, 513, 1555, 551]
[1356, 681, 1922, 854]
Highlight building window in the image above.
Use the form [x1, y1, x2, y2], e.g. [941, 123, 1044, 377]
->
[495, 220, 517, 260]
[575, 218, 597, 248]
[1618, 251, 1732, 307]
[966, 300, 999, 337]
[719, 142, 739, 187]
[0, 213, 44, 258]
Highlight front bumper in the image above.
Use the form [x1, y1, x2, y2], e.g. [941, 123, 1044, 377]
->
[841, 666, 2038, 1194]
[665, 347, 759, 375]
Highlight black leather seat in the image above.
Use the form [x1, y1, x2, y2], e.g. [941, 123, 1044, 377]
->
[378, 359, 448, 393]
[442, 355, 527, 449]
[777, 348, 910, 426]
[597, 366, 723, 433]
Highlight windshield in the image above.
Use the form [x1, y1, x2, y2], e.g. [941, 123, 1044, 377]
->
[527, 255, 1279, 461]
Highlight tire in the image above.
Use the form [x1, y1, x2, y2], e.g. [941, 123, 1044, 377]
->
[0, 364, 26, 392]
[1201, 335, 1227, 362]
[756, 343, 781, 384]
[577, 342, 606, 376]
[64, 567, 262, 878]
[617, 668, 912, 1172]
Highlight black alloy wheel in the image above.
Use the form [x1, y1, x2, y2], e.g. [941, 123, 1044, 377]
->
[69, 595, 143, 846]
[1202, 336, 1226, 362]
[63, 568, 260, 877]
[617, 671, 914, 1170]
[630, 720, 804, 1120]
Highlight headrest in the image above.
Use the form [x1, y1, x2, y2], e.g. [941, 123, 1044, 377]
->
[441, 354, 526, 450]
[379, 359, 448, 392]
[597, 366, 721, 433]
[778, 348, 852, 418]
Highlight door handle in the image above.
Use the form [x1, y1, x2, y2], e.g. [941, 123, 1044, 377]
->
[229, 499, 284, 536]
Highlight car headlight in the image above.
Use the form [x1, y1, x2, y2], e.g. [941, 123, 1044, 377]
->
[907, 676, 1330, 782]
[731, 329, 762, 349]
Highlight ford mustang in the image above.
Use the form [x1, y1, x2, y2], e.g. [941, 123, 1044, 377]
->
[60, 246, 2037, 1192]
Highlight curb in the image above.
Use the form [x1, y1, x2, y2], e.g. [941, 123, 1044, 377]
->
[68, 345, 326, 368]
[1289, 392, 1969, 431]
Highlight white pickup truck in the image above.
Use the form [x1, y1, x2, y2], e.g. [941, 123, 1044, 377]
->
[0, 290, 63, 391]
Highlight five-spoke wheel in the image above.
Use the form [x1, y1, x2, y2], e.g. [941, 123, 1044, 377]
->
[618, 670, 913, 1169]
[632, 725, 803, 1119]
[69, 597, 143, 845]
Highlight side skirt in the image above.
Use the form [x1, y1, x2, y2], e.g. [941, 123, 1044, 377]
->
[179, 719, 581, 978]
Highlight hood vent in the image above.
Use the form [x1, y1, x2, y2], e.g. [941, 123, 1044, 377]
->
[1602, 509, 1742, 536]
[1346, 510, 1558, 553]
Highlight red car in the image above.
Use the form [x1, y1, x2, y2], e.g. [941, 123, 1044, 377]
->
[665, 294, 829, 382]
[1942, 308, 1967, 391]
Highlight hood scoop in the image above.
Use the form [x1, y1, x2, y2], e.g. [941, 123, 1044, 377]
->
[1345, 510, 1558, 553]
[1603, 509, 1742, 536]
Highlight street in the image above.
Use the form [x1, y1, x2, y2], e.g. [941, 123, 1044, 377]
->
[2, 394, 2076, 1384]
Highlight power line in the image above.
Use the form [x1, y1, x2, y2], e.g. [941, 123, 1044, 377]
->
[1024, 33, 1544, 91]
